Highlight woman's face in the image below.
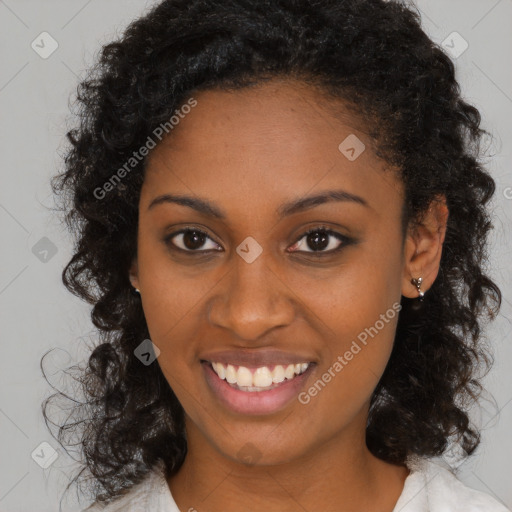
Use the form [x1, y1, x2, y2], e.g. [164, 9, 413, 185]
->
[131, 79, 410, 465]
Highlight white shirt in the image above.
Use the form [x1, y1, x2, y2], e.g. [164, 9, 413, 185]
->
[83, 457, 510, 511]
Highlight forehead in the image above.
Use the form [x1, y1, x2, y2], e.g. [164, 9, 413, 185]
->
[142, 79, 402, 216]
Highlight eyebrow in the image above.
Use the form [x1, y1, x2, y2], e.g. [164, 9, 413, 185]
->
[147, 189, 369, 219]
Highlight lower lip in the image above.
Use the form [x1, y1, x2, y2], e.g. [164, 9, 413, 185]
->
[202, 362, 315, 415]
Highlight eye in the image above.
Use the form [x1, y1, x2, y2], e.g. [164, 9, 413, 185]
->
[288, 227, 349, 254]
[164, 225, 352, 256]
[165, 228, 222, 253]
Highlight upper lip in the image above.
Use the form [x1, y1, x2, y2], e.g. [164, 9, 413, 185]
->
[200, 349, 315, 367]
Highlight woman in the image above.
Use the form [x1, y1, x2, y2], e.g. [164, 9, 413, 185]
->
[44, 0, 510, 510]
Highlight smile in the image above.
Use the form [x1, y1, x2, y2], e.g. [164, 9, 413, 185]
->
[210, 362, 310, 391]
[201, 360, 315, 415]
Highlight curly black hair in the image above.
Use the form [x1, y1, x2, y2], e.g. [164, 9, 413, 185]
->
[43, 0, 502, 507]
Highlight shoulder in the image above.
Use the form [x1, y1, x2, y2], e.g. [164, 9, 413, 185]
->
[81, 460, 179, 512]
[394, 457, 510, 512]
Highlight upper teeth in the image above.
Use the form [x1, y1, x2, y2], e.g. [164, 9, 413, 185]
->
[211, 362, 310, 388]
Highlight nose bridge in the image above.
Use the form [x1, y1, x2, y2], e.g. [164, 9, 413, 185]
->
[208, 248, 295, 340]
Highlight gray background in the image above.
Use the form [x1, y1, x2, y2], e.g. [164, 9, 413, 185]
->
[0, 0, 511, 510]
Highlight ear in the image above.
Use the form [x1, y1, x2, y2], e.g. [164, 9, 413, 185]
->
[129, 259, 140, 290]
[401, 195, 449, 299]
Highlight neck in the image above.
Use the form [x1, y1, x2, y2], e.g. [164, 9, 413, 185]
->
[168, 419, 409, 512]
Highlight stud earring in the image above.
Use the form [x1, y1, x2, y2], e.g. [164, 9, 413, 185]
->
[132, 287, 140, 296]
[411, 277, 424, 301]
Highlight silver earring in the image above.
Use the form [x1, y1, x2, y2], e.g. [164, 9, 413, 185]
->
[411, 277, 424, 301]
[133, 287, 140, 295]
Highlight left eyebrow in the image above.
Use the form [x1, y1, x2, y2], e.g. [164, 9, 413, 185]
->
[276, 189, 369, 219]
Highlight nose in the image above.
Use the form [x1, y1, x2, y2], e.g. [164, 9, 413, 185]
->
[207, 251, 296, 341]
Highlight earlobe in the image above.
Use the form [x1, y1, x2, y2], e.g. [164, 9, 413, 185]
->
[129, 260, 139, 290]
[401, 196, 449, 299]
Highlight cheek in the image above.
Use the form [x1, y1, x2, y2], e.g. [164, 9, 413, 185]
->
[289, 242, 402, 410]
[285, 234, 402, 339]
[298, 280, 399, 427]
[306, 279, 398, 382]
[135, 240, 215, 368]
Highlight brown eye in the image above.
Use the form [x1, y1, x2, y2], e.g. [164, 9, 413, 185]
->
[289, 228, 349, 254]
[166, 228, 221, 252]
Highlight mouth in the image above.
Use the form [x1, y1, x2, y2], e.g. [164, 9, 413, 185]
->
[201, 359, 316, 415]
[207, 361, 310, 391]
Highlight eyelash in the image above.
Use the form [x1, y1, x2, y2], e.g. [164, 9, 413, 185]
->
[164, 225, 352, 257]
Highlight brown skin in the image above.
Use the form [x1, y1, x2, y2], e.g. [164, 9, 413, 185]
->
[129, 79, 448, 512]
